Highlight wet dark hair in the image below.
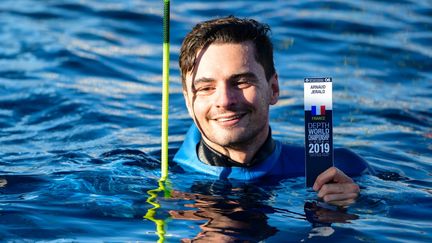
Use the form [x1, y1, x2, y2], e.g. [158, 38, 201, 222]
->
[179, 16, 275, 89]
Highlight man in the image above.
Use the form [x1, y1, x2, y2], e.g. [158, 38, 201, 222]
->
[173, 16, 371, 207]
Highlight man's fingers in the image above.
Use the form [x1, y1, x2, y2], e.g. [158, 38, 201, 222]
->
[317, 183, 360, 207]
[317, 183, 360, 198]
[322, 192, 359, 203]
[324, 197, 358, 207]
[313, 167, 353, 191]
[313, 167, 360, 207]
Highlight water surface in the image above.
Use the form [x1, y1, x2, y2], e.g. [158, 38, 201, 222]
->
[0, 0, 431, 242]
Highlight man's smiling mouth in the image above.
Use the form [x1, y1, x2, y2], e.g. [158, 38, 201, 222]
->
[211, 112, 247, 126]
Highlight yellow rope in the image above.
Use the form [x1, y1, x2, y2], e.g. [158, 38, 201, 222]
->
[161, 0, 170, 181]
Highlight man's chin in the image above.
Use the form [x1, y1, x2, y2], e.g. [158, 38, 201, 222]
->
[209, 133, 250, 147]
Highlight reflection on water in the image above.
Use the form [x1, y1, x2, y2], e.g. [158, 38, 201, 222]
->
[151, 180, 359, 242]
[169, 190, 277, 242]
[0, 0, 431, 241]
[304, 201, 358, 226]
[0, 178, 7, 187]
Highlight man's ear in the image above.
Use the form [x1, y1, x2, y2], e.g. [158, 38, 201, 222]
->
[183, 89, 194, 118]
[269, 73, 279, 105]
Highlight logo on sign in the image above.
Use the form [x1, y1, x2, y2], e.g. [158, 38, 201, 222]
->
[311, 105, 326, 116]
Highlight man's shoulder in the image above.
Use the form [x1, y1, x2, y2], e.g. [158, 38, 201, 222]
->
[334, 147, 373, 176]
[270, 141, 305, 175]
[277, 142, 305, 164]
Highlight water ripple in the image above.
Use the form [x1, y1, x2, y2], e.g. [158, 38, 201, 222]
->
[0, 0, 431, 241]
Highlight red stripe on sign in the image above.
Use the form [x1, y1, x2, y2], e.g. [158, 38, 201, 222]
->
[321, 105, 326, 116]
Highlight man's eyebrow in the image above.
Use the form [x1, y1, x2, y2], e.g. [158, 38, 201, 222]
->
[228, 72, 259, 82]
[193, 72, 258, 86]
[193, 77, 215, 86]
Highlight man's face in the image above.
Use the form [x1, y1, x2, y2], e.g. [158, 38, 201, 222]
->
[183, 41, 279, 149]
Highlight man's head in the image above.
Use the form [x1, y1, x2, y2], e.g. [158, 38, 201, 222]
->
[179, 16, 276, 88]
[179, 16, 279, 160]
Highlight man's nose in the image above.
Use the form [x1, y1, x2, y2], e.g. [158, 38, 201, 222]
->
[215, 85, 236, 108]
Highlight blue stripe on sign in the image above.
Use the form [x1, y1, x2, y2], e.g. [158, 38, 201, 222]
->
[311, 105, 316, 116]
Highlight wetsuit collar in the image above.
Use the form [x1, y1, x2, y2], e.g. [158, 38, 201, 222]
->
[197, 127, 275, 168]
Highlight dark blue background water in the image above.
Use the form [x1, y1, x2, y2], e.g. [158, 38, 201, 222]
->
[0, 0, 431, 242]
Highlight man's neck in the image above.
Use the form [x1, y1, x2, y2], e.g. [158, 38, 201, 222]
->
[200, 127, 272, 165]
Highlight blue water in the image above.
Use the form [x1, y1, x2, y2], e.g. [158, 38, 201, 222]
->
[0, 0, 431, 242]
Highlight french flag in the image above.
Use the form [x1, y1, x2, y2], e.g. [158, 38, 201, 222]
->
[311, 105, 326, 116]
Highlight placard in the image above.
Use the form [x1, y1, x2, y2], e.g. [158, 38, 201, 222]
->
[304, 77, 334, 187]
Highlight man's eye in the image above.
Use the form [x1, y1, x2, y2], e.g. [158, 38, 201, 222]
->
[236, 80, 253, 89]
[196, 86, 215, 94]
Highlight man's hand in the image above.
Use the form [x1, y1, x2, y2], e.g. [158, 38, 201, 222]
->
[313, 167, 360, 207]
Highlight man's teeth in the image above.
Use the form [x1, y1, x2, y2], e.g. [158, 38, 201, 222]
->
[217, 115, 242, 122]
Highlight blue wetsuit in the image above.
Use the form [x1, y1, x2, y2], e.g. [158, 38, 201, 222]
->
[174, 124, 372, 181]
